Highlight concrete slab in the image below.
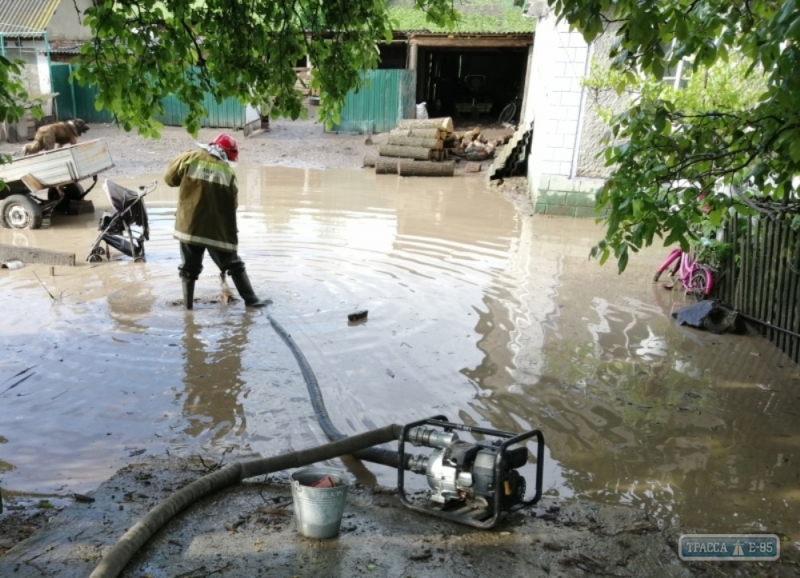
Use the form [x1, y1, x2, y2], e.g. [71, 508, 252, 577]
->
[0, 244, 76, 266]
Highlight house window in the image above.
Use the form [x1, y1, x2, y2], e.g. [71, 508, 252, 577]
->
[662, 40, 690, 89]
[663, 59, 690, 89]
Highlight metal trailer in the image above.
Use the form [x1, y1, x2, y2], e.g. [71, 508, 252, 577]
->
[0, 138, 115, 229]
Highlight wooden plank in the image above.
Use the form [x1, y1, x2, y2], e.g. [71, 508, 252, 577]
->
[761, 219, 776, 338]
[728, 215, 742, 309]
[754, 218, 766, 336]
[784, 222, 800, 362]
[0, 244, 76, 266]
[378, 145, 433, 160]
[774, 218, 789, 352]
[746, 217, 756, 325]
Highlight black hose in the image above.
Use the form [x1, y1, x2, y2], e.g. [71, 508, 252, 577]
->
[89, 424, 405, 578]
[266, 314, 410, 471]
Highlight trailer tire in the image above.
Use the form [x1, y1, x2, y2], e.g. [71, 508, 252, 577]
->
[2, 194, 44, 230]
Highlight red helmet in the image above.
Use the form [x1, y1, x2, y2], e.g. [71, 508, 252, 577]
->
[211, 134, 238, 163]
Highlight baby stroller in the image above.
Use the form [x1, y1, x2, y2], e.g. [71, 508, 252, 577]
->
[86, 180, 155, 263]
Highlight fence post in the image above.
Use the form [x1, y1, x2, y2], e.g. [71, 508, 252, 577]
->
[69, 64, 77, 120]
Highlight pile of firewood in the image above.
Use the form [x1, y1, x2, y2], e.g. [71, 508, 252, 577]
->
[448, 127, 511, 161]
[364, 117, 455, 177]
[362, 117, 514, 176]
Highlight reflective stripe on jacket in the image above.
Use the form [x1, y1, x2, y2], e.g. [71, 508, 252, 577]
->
[164, 150, 239, 251]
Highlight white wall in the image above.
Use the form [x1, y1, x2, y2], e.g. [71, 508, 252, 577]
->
[525, 5, 592, 200]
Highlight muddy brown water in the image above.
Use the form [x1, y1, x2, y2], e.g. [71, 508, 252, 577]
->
[1, 168, 798, 546]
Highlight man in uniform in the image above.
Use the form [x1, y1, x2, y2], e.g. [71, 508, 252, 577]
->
[164, 134, 270, 310]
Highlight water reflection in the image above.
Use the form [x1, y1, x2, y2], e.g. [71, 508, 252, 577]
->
[180, 312, 252, 442]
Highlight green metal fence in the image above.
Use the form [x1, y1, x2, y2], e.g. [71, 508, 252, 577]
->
[331, 69, 417, 133]
[50, 63, 244, 128]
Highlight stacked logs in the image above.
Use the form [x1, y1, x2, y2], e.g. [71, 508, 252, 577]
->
[364, 117, 455, 177]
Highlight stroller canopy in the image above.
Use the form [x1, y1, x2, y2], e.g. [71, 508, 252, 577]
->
[104, 180, 149, 240]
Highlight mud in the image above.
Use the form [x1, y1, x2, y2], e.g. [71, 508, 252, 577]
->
[1, 119, 799, 577]
[0, 457, 697, 578]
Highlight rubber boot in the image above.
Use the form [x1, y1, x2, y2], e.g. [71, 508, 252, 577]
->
[182, 279, 195, 310]
[230, 270, 271, 308]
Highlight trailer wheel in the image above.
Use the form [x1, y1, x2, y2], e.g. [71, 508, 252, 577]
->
[63, 183, 85, 201]
[2, 195, 44, 230]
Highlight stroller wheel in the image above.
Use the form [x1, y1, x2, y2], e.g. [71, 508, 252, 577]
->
[90, 247, 106, 257]
[134, 256, 146, 263]
[88, 253, 103, 263]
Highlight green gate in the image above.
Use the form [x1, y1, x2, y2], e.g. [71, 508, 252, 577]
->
[50, 63, 245, 128]
[331, 69, 417, 133]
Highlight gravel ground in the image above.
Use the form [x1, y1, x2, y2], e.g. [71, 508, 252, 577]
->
[0, 106, 517, 179]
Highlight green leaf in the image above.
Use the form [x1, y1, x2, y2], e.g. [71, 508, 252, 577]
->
[790, 137, 800, 162]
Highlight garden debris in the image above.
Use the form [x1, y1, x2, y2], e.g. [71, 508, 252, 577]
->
[672, 300, 746, 334]
[348, 309, 368, 322]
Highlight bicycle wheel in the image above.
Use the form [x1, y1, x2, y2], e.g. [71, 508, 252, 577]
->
[688, 267, 713, 299]
[499, 102, 516, 126]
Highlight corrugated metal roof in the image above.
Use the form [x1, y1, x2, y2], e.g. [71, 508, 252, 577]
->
[0, 0, 62, 37]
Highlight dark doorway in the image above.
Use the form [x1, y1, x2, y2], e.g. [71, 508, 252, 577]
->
[378, 43, 408, 69]
[416, 47, 528, 126]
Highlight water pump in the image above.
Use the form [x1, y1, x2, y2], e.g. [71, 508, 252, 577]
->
[397, 416, 544, 528]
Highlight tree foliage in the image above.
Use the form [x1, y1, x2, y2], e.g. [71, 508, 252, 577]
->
[551, 0, 800, 271]
[72, 0, 456, 137]
[0, 57, 43, 174]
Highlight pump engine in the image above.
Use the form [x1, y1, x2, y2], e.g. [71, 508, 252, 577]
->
[397, 416, 544, 528]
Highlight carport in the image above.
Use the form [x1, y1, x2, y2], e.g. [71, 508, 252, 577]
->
[407, 34, 533, 125]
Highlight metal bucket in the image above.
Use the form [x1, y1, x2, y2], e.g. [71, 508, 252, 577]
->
[290, 466, 350, 539]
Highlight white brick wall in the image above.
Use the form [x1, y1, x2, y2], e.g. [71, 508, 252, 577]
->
[526, 10, 591, 202]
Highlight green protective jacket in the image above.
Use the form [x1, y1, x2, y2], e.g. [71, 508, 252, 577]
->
[164, 149, 239, 252]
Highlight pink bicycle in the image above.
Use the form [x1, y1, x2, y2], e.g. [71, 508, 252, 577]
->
[653, 248, 714, 298]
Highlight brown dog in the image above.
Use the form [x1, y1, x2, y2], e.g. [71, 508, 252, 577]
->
[22, 119, 90, 156]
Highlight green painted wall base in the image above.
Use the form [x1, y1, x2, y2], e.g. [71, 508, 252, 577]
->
[532, 174, 606, 218]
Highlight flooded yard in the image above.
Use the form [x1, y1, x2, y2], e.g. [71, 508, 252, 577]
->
[0, 166, 798, 550]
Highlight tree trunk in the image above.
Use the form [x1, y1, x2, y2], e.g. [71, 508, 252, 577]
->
[386, 135, 443, 149]
[397, 117, 454, 133]
[398, 160, 455, 177]
[375, 159, 400, 174]
[378, 145, 433, 160]
[410, 128, 445, 139]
